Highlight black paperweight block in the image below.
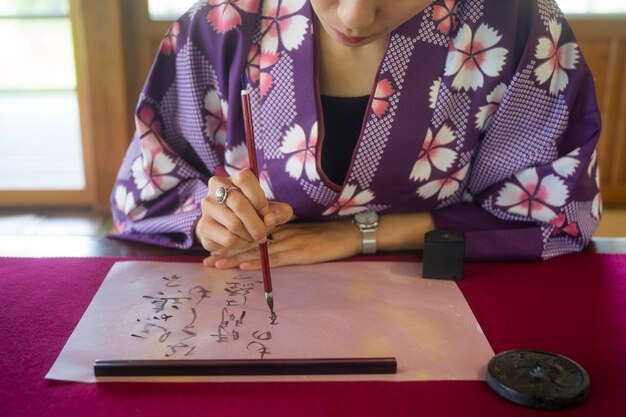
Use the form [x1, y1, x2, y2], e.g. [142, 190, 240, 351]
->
[422, 230, 465, 280]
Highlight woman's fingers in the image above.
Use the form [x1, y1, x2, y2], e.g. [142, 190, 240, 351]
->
[220, 188, 268, 243]
[230, 169, 270, 216]
[207, 206, 255, 242]
[197, 218, 252, 254]
[204, 246, 260, 269]
[205, 175, 262, 241]
[198, 173, 295, 255]
[265, 202, 294, 228]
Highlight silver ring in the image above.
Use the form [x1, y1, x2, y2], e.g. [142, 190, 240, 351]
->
[215, 186, 240, 205]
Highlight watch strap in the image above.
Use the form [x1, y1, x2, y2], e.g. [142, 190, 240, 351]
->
[360, 228, 377, 255]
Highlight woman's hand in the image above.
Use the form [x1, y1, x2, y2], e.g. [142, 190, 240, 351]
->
[194, 169, 293, 255]
[202, 219, 362, 270]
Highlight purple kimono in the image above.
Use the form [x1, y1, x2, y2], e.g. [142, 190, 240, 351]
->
[111, 0, 602, 261]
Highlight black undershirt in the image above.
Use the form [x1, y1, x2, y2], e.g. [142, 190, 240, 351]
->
[320, 95, 370, 185]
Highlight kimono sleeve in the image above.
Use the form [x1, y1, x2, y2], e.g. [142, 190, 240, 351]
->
[431, 13, 602, 261]
[109, 14, 234, 249]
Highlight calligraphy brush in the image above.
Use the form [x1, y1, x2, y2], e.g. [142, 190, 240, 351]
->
[240, 74, 275, 319]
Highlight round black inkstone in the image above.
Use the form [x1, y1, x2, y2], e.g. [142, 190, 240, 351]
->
[486, 349, 590, 409]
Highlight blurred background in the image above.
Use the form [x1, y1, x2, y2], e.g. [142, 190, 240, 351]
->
[0, 0, 625, 238]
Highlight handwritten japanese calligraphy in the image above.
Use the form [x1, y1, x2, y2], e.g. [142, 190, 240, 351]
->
[131, 272, 277, 359]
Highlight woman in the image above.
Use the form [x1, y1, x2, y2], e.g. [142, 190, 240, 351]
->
[111, 0, 602, 269]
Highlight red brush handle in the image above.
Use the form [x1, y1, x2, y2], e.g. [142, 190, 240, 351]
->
[241, 91, 259, 176]
[240, 89, 272, 293]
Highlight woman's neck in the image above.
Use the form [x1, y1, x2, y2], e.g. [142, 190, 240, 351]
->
[317, 21, 389, 97]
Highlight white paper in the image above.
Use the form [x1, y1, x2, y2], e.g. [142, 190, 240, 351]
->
[46, 261, 494, 382]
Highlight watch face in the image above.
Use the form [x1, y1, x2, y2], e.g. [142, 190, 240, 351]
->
[355, 211, 379, 224]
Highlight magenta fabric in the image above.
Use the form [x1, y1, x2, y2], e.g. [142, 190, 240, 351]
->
[1, 254, 625, 417]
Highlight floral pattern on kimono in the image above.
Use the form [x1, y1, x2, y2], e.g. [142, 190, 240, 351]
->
[111, 0, 601, 261]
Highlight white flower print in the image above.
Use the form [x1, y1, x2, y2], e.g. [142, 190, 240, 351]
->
[279, 122, 319, 181]
[225, 143, 250, 176]
[592, 169, 602, 220]
[429, 78, 441, 110]
[552, 148, 580, 178]
[131, 147, 180, 201]
[445, 23, 508, 91]
[204, 88, 229, 147]
[410, 123, 458, 182]
[417, 163, 469, 201]
[259, 165, 275, 200]
[261, 0, 309, 54]
[589, 150, 602, 220]
[496, 168, 569, 222]
[534, 19, 580, 96]
[114, 185, 146, 220]
[587, 149, 597, 177]
[322, 184, 375, 216]
[475, 82, 507, 131]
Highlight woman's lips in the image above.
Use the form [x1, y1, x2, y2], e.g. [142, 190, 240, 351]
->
[333, 28, 370, 45]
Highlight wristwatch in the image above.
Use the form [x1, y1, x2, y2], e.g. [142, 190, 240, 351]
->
[353, 211, 379, 255]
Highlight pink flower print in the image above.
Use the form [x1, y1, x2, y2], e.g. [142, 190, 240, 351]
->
[136, 104, 173, 157]
[410, 123, 458, 182]
[225, 143, 251, 176]
[160, 22, 180, 55]
[174, 195, 199, 215]
[114, 185, 147, 221]
[204, 88, 229, 148]
[246, 45, 261, 84]
[371, 79, 394, 118]
[207, 0, 260, 33]
[432, 0, 458, 35]
[214, 165, 229, 177]
[552, 148, 580, 178]
[279, 122, 319, 181]
[549, 213, 579, 237]
[259, 51, 280, 98]
[445, 23, 508, 91]
[496, 168, 569, 222]
[261, 0, 309, 54]
[322, 184, 375, 216]
[131, 147, 180, 201]
[474, 82, 506, 131]
[137, 104, 162, 137]
[417, 163, 469, 201]
[113, 220, 126, 234]
[248, 45, 281, 98]
[534, 19, 580, 96]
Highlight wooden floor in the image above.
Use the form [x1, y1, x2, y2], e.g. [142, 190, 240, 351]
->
[0, 207, 625, 237]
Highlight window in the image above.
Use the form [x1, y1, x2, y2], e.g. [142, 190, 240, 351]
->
[148, 0, 197, 21]
[0, 0, 85, 191]
[559, 0, 626, 14]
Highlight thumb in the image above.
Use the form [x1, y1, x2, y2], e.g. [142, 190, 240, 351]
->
[264, 202, 293, 228]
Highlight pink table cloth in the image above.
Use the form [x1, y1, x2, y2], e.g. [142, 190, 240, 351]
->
[1, 254, 625, 417]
